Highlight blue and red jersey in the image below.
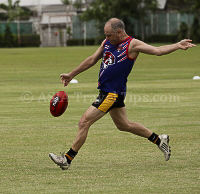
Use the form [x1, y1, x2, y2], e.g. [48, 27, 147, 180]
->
[97, 36, 136, 94]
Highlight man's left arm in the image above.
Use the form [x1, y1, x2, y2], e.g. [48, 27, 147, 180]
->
[129, 39, 196, 58]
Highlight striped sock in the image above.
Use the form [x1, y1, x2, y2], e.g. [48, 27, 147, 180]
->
[65, 148, 78, 164]
[148, 132, 161, 146]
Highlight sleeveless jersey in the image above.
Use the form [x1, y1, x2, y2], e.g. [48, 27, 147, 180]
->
[97, 36, 136, 94]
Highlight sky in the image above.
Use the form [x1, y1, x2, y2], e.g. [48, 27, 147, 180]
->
[0, 0, 63, 6]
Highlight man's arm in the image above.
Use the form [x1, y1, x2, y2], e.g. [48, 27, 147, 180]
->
[128, 39, 196, 58]
[60, 40, 105, 87]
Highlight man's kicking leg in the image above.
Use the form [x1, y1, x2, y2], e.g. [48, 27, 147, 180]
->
[109, 107, 171, 161]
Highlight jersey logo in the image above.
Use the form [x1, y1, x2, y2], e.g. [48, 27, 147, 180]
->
[116, 47, 123, 52]
[102, 51, 115, 69]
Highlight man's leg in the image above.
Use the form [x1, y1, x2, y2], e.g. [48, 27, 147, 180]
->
[109, 107, 171, 161]
[71, 105, 106, 152]
[49, 106, 105, 169]
[109, 107, 152, 137]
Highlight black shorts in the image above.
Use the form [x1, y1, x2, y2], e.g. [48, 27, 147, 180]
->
[92, 90, 125, 113]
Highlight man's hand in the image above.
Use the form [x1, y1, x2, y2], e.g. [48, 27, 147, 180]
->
[60, 73, 73, 87]
[178, 39, 196, 50]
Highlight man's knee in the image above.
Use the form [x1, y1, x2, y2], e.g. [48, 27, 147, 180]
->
[115, 121, 132, 132]
[115, 123, 126, 131]
[78, 114, 90, 130]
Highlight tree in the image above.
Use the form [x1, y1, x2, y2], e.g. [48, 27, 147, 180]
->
[134, 0, 158, 41]
[4, 24, 14, 47]
[168, 0, 198, 38]
[191, 17, 200, 43]
[61, 0, 70, 6]
[61, 0, 85, 11]
[81, 0, 158, 40]
[61, 0, 86, 44]
[0, 0, 33, 21]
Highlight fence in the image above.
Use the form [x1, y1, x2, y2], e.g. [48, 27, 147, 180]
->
[134, 11, 194, 37]
[0, 12, 195, 38]
[71, 12, 195, 40]
[0, 11, 197, 47]
[72, 16, 98, 39]
[0, 21, 34, 35]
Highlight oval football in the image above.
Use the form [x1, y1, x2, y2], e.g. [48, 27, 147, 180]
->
[50, 91, 68, 117]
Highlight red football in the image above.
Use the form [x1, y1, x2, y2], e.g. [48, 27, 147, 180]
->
[50, 91, 68, 117]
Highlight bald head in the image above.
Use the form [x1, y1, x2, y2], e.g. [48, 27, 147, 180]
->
[104, 18, 128, 45]
[105, 18, 125, 33]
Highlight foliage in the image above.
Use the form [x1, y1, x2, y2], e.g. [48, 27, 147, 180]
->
[67, 38, 95, 46]
[0, 0, 33, 21]
[0, 29, 40, 47]
[191, 17, 200, 43]
[146, 34, 178, 43]
[66, 26, 72, 36]
[168, 0, 200, 18]
[168, 0, 196, 14]
[3, 24, 15, 47]
[61, 0, 85, 14]
[19, 34, 41, 47]
[168, 0, 200, 38]
[61, 0, 70, 5]
[80, 0, 158, 37]
[177, 22, 188, 40]
[60, 0, 158, 37]
[73, 0, 83, 10]
[18, 6, 33, 20]
[61, 0, 83, 9]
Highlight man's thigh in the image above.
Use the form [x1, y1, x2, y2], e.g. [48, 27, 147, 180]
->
[81, 105, 106, 126]
[109, 107, 129, 127]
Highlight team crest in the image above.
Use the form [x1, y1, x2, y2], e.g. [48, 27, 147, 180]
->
[102, 51, 115, 69]
[116, 47, 123, 52]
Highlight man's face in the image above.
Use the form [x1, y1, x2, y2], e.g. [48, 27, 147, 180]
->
[104, 24, 119, 45]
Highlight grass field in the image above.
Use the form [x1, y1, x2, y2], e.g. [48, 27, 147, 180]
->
[0, 44, 200, 194]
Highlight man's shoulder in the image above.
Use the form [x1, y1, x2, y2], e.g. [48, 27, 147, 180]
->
[128, 38, 144, 50]
[129, 38, 140, 45]
[101, 39, 107, 47]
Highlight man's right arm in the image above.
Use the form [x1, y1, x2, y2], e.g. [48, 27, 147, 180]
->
[60, 40, 105, 87]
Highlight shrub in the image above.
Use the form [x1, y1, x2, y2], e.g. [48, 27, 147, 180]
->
[191, 17, 200, 43]
[19, 34, 41, 47]
[178, 22, 188, 41]
[67, 38, 95, 46]
[146, 34, 178, 43]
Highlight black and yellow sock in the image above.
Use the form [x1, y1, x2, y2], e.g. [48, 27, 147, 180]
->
[65, 148, 78, 164]
[148, 132, 161, 146]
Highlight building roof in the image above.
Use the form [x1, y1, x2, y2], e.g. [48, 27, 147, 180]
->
[40, 13, 71, 25]
[25, 3, 87, 14]
[25, 4, 68, 13]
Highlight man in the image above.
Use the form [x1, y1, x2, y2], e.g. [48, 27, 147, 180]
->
[49, 18, 196, 170]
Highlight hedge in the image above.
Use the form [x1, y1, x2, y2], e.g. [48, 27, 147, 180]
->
[0, 34, 41, 47]
[67, 38, 95, 46]
[145, 35, 178, 43]
[19, 34, 41, 47]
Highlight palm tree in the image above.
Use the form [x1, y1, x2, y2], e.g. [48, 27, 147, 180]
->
[0, 0, 33, 21]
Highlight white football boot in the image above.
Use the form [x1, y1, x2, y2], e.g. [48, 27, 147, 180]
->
[158, 135, 171, 161]
[49, 153, 71, 170]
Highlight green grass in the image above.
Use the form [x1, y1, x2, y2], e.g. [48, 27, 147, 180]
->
[0, 45, 200, 194]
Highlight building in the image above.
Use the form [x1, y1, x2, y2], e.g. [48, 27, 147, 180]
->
[25, 1, 95, 47]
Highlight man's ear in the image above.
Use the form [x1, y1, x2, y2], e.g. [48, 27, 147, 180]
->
[117, 29, 121, 36]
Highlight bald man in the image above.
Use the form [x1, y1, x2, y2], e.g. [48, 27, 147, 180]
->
[49, 18, 196, 170]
